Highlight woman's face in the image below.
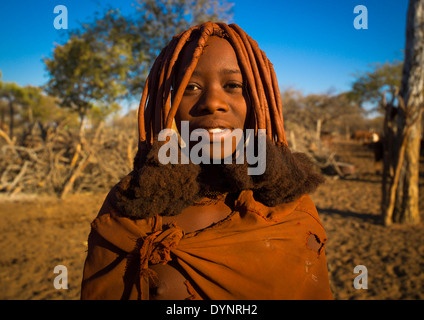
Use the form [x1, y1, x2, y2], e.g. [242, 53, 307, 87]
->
[175, 36, 250, 159]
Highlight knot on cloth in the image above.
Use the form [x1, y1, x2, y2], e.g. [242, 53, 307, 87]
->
[134, 226, 184, 281]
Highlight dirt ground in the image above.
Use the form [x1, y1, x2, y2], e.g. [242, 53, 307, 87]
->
[0, 139, 423, 300]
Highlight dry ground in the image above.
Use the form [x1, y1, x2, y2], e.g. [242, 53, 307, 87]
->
[0, 139, 423, 300]
[312, 140, 424, 300]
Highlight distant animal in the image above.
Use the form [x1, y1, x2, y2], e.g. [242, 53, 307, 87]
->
[364, 134, 383, 174]
[351, 130, 380, 143]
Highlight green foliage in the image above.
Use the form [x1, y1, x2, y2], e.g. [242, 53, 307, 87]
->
[350, 60, 403, 111]
[72, 0, 234, 98]
[27, 90, 79, 126]
[44, 35, 128, 123]
[0, 81, 26, 103]
[88, 102, 121, 127]
[0, 76, 80, 136]
[0, 80, 27, 136]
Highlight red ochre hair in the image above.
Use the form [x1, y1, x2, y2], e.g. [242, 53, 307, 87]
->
[137, 21, 287, 148]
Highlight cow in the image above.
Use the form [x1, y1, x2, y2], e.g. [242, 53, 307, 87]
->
[351, 130, 380, 144]
[362, 133, 384, 174]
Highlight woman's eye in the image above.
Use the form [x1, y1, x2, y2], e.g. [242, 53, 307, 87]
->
[185, 84, 200, 92]
[225, 82, 244, 91]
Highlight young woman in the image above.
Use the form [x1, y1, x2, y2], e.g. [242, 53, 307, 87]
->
[80, 22, 333, 300]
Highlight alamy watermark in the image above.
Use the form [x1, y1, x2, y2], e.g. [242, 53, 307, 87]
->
[53, 5, 68, 30]
[353, 265, 368, 289]
[158, 121, 267, 175]
[53, 265, 68, 289]
[353, 5, 368, 30]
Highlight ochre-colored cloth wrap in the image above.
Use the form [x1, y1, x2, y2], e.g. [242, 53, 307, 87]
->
[81, 187, 333, 300]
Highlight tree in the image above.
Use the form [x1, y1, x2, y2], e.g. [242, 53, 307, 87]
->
[44, 35, 128, 134]
[88, 102, 121, 127]
[383, 0, 424, 225]
[0, 78, 78, 139]
[13, 85, 47, 126]
[0, 80, 26, 138]
[72, 0, 234, 99]
[19, 87, 80, 129]
[302, 91, 362, 139]
[350, 60, 403, 114]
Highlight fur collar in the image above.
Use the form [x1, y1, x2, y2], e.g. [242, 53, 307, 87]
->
[112, 137, 324, 219]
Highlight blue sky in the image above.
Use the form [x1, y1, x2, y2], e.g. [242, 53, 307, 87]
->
[0, 0, 408, 104]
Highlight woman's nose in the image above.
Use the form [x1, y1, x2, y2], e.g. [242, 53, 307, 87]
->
[196, 86, 229, 115]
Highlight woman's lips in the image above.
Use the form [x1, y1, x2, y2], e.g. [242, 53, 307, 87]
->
[191, 127, 233, 142]
[207, 128, 233, 142]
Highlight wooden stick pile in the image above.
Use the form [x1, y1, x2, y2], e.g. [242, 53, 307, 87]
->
[0, 123, 137, 198]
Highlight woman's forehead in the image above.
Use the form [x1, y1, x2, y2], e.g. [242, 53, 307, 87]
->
[176, 36, 240, 79]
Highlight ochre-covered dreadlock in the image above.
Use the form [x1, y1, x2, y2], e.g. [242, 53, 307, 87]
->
[137, 21, 287, 148]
